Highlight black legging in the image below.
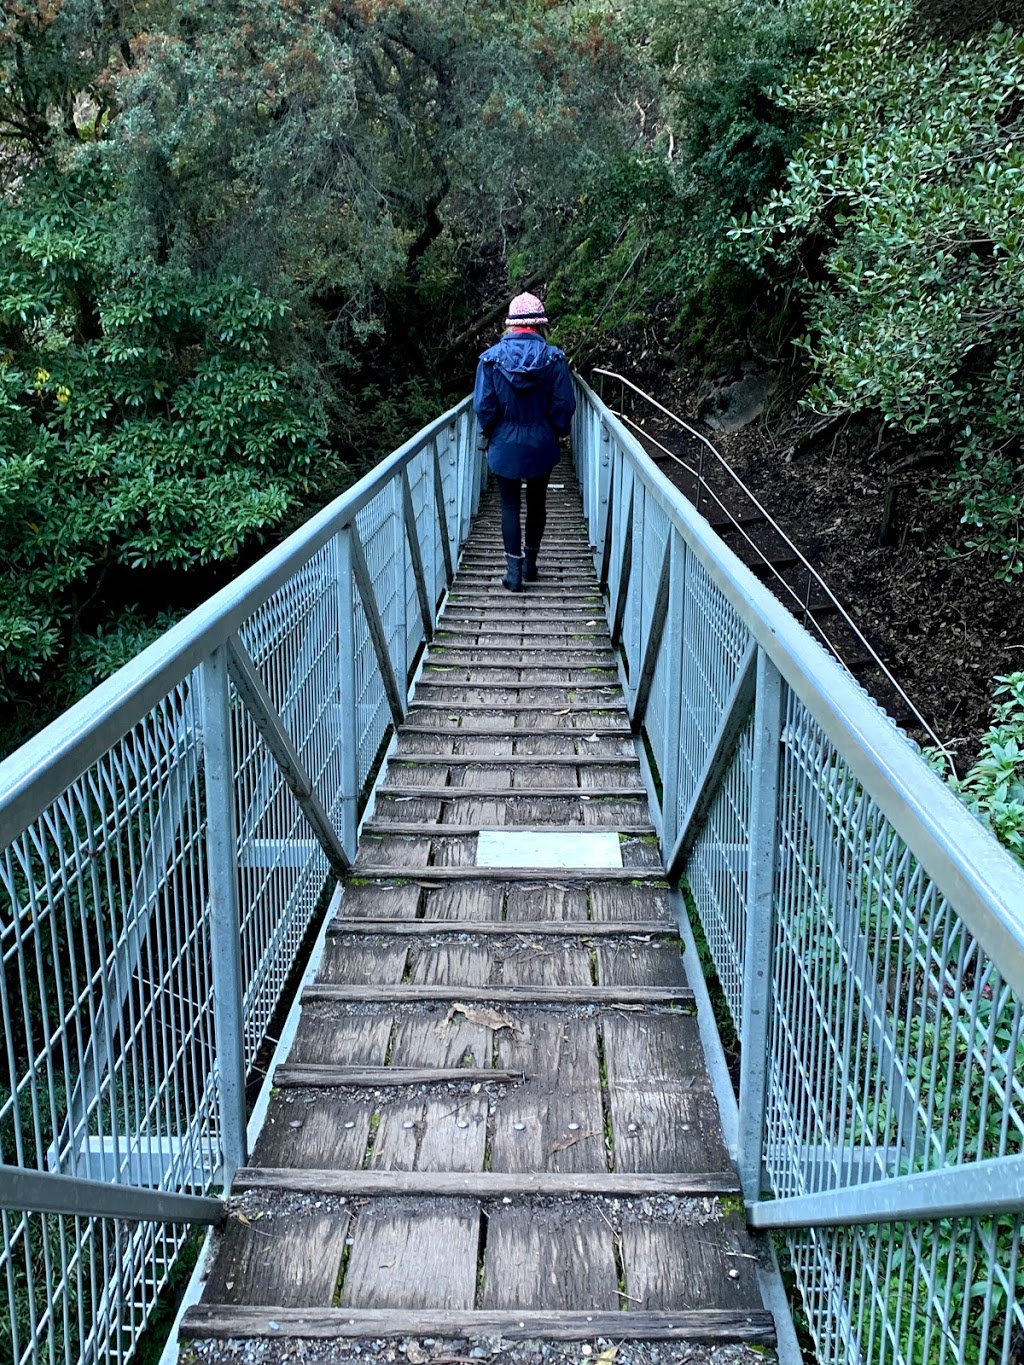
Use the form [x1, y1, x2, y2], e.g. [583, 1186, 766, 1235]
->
[495, 474, 550, 556]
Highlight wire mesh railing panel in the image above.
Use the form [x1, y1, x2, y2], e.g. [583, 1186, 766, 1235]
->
[769, 687, 1024, 1195]
[688, 717, 755, 1028]
[787, 1214, 1024, 1365]
[763, 687, 1024, 1362]
[0, 397, 480, 1365]
[0, 688, 218, 1190]
[357, 479, 405, 713]
[637, 495, 671, 771]
[677, 556, 751, 823]
[1, 1209, 193, 1365]
[233, 545, 341, 1065]
[572, 376, 1024, 1365]
[0, 690, 217, 1365]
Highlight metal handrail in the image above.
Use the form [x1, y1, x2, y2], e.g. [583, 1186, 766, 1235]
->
[0, 399, 474, 845]
[578, 377, 1024, 995]
[591, 368, 951, 762]
[574, 375, 1024, 1365]
[0, 396, 483, 1365]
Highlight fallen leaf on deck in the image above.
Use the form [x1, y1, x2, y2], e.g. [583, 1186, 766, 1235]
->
[551, 1128, 600, 1151]
[597, 1347, 619, 1364]
[440, 1003, 521, 1034]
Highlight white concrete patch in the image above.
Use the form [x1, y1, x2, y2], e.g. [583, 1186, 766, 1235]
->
[475, 829, 623, 869]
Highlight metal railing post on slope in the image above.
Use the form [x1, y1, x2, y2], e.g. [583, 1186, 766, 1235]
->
[336, 528, 360, 861]
[402, 467, 434, 644]
[432, 438, 455, 589]
[659, 529, 687, 854]
[630, 532, 673, 734]
[737, 649, 785, 1203]
[349, 522, 406, 729]
[199, 647, 248, 1185]
[225, 635, 349, 880]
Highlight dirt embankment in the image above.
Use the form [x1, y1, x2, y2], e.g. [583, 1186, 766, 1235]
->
[592, 349, 1023, 766]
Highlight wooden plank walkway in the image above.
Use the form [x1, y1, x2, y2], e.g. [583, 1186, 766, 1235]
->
[180, 471, 776, 1358]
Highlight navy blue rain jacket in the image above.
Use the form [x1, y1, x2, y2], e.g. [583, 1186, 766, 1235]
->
[473, 333, 576, 479]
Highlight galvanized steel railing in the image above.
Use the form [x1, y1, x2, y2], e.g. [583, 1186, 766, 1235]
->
[3, 376, 1023, 1365]
[0, 399, 482, 1365]
[573, 378, 1024, 1365]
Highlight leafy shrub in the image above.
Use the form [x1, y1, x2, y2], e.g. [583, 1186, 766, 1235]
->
[543, 0, 814, 357]
[733, 0, 1024, 575]
[0, 164, 326, 702]
[946, 673, 1024, 862]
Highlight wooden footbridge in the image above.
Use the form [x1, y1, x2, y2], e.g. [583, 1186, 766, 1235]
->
[178, 474, 775, 1353]
[3, 381, 1021, 1365]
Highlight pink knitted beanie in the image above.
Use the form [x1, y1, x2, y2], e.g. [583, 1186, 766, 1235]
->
[504, 292, 549, 328]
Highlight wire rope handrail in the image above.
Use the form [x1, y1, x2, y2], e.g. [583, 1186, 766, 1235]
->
[591, 368, 952, 763]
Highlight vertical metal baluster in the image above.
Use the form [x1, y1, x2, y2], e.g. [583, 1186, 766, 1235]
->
[660, 531, 688, 855]
[737, 649, 785, 1202]
[393, 480, 409, 686]
[199, 649, 247, 1185]
[336, 529, 360, 861]
[597, 422, 612, 568]
[472, 412, 486, 518]
[456, 414, 472, 549]
[446, 422, 460, 570]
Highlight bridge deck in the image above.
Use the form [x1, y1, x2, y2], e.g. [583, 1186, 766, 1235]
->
[179, 471, 776, 1358]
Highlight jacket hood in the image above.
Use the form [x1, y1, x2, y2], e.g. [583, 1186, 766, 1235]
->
[482, 334, 563, 390]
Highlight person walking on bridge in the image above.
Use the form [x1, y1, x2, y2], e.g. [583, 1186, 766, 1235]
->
[473, 292, 576, 592]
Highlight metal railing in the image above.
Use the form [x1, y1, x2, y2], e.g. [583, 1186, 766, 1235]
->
[573, 378, 1024, 1365]
[0, 399, 483, 1365]
[3, 374, 1023, 1365]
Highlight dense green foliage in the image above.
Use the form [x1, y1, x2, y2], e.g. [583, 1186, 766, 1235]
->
[0, 165, 323, 692]
[550, 0, 1024, 587]
[2, 0, 1023, 760]
[548, 0, 815, 352]
[734, 0, 1024, 577]
[0, 0, 645, 737]
[942, 673, 1024, 862]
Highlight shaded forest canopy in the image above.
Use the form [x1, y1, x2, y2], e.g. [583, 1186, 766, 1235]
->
[1, 0, 1023, 846]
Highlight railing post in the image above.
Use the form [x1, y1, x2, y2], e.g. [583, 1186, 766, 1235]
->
[199, 647, 248, 1185]
[737, 648, 785, 1203]
[336, 528, 360, 861]
[660, 530, 687, 853]
[471, 415, 485, 519]
[393, 480, 409, 687]
[596, 421, 612, 566]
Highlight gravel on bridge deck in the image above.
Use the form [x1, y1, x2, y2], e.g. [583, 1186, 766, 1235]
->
[179, 465, 777, 1365]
